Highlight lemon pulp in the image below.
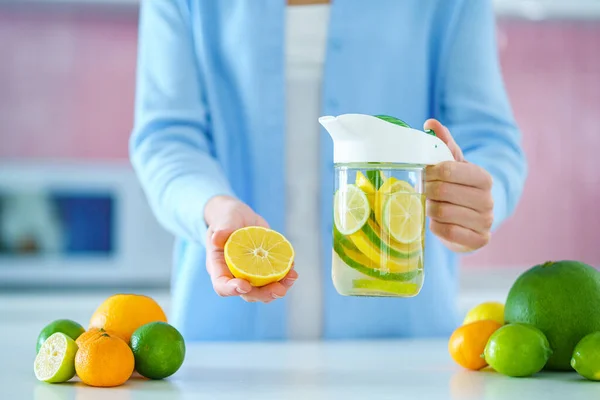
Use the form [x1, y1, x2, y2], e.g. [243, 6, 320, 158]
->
[224, 227, 295, 287]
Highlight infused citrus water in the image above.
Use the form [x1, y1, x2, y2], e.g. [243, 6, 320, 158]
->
[332, 165, 425, 297]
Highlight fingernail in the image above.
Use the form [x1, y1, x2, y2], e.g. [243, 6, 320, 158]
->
[271, 293, 282, 299]
[282, 278, 296, 287]
[236, 286, 249, 294]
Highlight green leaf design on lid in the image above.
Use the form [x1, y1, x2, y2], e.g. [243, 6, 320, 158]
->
[374, 115, 411, 128]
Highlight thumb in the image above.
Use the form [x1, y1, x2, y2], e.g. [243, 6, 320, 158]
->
[211, 227, 236, 249]
[423, 119, 465, 162]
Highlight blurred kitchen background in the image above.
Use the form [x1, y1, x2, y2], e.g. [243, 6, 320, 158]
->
[0, 0, 599, 332]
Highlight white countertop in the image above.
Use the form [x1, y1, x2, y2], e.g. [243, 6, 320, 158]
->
[1, 322, 595, 400]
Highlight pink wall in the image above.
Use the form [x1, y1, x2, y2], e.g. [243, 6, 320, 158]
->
[463, 21, 600, 269]
[0, 8, 599, 268]
[0, 8, 137, 160]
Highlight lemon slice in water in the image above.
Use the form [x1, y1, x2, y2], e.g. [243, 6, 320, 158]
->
[374, 177, 415, 227]
[382, 191, 424, 244]
[224, 227, 295, 287]
[34, 332, 78, 383]
[334, 184, 370, 236]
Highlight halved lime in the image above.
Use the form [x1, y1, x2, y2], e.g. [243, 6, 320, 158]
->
[34, 332, 78, 383]
[334, 184, 370, 235]
[352, 279, 420, 296]
[382, 192, 424, 244]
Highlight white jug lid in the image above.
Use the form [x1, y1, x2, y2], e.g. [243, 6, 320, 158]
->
[319, 114, 454, 165]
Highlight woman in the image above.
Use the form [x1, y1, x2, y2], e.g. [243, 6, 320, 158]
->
[130, 0, 527, 341]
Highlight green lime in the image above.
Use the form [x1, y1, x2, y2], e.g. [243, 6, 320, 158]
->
[571, 332, 600, 380]
[130, 321, 186, 380]
[36, 319, 85, 353]
[334, 184, 370, 235]
[34, 332, 78, 383]
[484, 323, 552, 377]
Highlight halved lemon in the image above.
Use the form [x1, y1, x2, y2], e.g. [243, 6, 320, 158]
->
[334, 184, 370, 236]
[382, 191, 424, 244]
[224, 227, 295, 287]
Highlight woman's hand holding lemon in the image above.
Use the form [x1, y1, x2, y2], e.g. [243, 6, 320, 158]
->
[424, 119, 494, 253]
[204, 196, 298, 303]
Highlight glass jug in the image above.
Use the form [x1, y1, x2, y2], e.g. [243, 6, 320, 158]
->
[319, 114, 454, 297]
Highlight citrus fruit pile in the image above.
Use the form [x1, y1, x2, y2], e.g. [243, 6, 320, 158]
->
[332, 169, 425, 296]
[34, 294, 185, 387]
[449, 301, 551, 377]
[450, 260, 600, 381]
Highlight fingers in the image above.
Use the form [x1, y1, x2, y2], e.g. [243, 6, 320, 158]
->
[281, 268, 298, 287]
[430, 220, 490, 251]
[240, 268, 298, 303]
[425, 181, 493, 213]
[423, 119, 464, 162]
[208, 244, 298, 302]
[211, 228, 235, 249]
[254, 214, 270, 229]
[241, 282, 288, 303]
[206, 241, 251, 297]
[427, 200, 493, 234]
[426, 161, 493, 190]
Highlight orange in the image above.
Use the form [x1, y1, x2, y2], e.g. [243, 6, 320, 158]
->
[88, 294, 167, 343]
[448, 320, 503, 370]
[75, 328, 113, 347]
[75, 332, 134, 387]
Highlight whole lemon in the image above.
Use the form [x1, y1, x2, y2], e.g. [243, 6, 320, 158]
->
[463, 302, 504, 326]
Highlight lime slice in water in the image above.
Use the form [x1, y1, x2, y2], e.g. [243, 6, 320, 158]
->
[352, 279, 420, 296]
[34, 332, 78, 383]
[382, 192, 424, 244]
[334, 184, 370, 235]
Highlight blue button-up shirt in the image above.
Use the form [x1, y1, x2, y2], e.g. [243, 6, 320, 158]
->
[130, 0, 527, 341]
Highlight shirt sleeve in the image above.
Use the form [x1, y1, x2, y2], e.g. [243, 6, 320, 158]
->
[130, 0, 234, 244]
[438, 0, 528, 231]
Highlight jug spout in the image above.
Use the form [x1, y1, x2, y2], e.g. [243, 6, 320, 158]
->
[318, 115, 355, 142]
